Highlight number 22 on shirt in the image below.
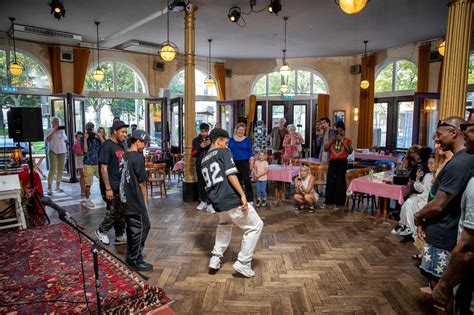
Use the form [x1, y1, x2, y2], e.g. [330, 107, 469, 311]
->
[202, 162, 223, 188]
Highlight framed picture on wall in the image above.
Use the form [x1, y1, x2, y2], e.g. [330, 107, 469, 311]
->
[333, 110, 345, 125]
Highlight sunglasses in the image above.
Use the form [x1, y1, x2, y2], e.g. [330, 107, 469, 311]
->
[437, 120, 457, 129]
[460, 123, 474, 132]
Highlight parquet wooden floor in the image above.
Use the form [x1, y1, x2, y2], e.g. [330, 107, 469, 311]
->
[43, 181, 435, 315]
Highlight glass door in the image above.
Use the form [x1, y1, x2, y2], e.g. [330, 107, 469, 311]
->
[414, 92, 440, 147]
[216, 101, 235, 133]
[373, 101, 389, 148]
[170, 97, 183, 153]
[145, 98, 167, 151]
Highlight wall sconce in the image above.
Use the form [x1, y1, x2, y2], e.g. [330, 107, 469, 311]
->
[353, 108, 359, 122]
[424, 99, 437, 112]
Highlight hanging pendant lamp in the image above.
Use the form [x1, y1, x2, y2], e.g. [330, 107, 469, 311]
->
[279, 16, 291, 77]
[360, 40, 370, 90]
[204, 39, 215, 88]
[160, 0, 178, 62]
[438, 39, 446, 57]
[92, 21, 104, 81]
[8, 17, 23, 76]
[335, 0, 369, 15]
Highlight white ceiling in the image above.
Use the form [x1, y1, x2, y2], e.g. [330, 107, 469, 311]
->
[0, 0, 448, 59]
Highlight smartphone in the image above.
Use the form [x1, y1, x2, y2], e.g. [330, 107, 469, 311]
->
[417, 164, 423, 171]
[58, 126, 65, 130]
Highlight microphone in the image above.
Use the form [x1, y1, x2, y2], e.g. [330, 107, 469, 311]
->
[41, 197, 71, 219]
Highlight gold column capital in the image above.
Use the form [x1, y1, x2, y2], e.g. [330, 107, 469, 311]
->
[448, 0, 473, 6]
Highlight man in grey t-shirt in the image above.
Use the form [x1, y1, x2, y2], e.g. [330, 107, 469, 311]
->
[432, 120, 474, 314]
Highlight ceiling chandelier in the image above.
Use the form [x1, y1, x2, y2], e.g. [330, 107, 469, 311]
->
[160, 0, 179, 61]
[279, 16, 291, 77]
[204, 39, 215, 89]
[92, 21, 104, 81]
[335, 0, 370, 15]
[8, 17, 22, 77]
[360, 40, 370, 90]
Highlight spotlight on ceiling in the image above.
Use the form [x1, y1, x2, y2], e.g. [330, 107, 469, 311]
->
[267, 0, 282, 15]
[168, 0, 187, 12]
[228, 6, 241, 23]
[49, 0, 65, 21]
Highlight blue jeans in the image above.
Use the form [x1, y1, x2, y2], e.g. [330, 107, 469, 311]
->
[256, 181, 267, 199]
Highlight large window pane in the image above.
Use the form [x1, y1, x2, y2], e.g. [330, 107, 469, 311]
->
[196, 101, 216, 127]
[312, 74, 327, 94]
[293, 105, 306, 143]
[85, 61, 114, 92]
[396, 101, 414, 149]
[4, 52, 51, 89]
[395, 60, 417, 91]
[373, 102, 388, 147]
[268, 72, 281, 96]
[170, 71, 184, 96]
[116, 63, 144, 93]
[375, 63, 394, 93]
[286, 71, 296, 95]
[271, 105, 285, 128]
[297, 70, 311, 95]
[0, 50, 7, 86]
[257, 105, 263, 121]
[255, 76, 266, 96]
[149, 102, 162, 148]
[468, 53, 474, 85]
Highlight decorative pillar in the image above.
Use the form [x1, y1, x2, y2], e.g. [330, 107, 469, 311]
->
[183, 3, 198, 202]
[439, 0, 473, 119]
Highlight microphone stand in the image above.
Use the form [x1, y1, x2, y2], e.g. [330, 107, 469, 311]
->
[55, 212, 149, 314]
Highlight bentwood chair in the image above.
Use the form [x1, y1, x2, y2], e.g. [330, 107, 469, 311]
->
[146, 163, 167, 199]
[309, 164, 328, 194]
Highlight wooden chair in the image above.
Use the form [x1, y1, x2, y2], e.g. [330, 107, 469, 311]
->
[309, 164, 328, 194]
[291, 158, 301, 166]
[146, 163, 167, 199]
[345, 167, 376, 213]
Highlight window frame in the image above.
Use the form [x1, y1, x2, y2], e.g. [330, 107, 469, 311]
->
[374, 58, 418, 97]
[0, 46, 52, 94]
[252, 67, 329, 99]
[83, 58, 148, 99]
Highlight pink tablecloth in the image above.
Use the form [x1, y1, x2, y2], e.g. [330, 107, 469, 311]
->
[172, 160, 184, 172]
[267, 165, 299, 183]
[347, 175, 412, 205]
[354, 153, 399, 162]
[301, 158, 320, 164]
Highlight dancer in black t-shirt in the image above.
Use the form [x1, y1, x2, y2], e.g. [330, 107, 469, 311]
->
[120, 130, 153, 271]
[202, 128, 264, 278]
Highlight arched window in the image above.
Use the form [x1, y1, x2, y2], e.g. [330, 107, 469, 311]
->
[169, 68, 217, 97]
[375, 59, 417, 93]
[252, 69, 328, 97]
[0, 48, 51, 91]
[468, 52, 474, 85]
[84, 60, 146, 95]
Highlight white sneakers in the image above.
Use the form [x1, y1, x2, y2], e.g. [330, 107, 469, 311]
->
[233, 261, 255, 278]
[95, 230, 110, 245]
[208, 257, 255, 278]
[209, 256, 221, 270]
[84, 199, 95, 208]
[196, 201, 207, 211]
[207, 204, 216, 214]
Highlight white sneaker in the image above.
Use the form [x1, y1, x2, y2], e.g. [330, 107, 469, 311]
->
[196, 201, 207, 211]
[209, 256, 221, 270]
[233, 261, 255, 278]
[114, 234, 127, 245]
[84, 199, 95, 208]
[399, 227, 413, 236]
[95, 230, 110, 245]
[207, 204, 216, 214]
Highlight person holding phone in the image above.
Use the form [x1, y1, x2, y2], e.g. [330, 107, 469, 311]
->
[293, 164, 319, 212]
[192, 123, 213, 212]
[45, 117, 67, 195]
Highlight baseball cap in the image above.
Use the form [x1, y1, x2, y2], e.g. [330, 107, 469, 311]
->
[112, 120, 129, 131]
[130, 129, 150, 142]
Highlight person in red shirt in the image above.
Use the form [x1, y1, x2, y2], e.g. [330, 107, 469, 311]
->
[324, 121, 353, 207]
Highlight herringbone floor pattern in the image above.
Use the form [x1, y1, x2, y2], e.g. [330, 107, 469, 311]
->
[46, 182, 434, 315]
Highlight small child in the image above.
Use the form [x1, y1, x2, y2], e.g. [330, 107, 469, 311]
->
[73, 131, 85, 196]
[253, 151, 269, 207]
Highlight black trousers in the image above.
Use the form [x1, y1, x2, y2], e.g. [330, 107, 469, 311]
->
[325, 158, 348, 206]
[125, 211, 151, 264]
[196, 164, 208, 202]
[234, 160, 254, 202]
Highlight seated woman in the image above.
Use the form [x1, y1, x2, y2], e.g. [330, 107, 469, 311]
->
[391, 156, 435, 239]
[293, 164, 319, 212]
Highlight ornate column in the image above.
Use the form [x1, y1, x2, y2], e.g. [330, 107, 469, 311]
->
[439, 0, 473, 119]
[183, 3, 198, 202]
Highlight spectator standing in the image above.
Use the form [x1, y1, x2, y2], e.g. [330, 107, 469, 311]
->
[432, 119, 474, 314]
[324, 121, 353, 207]
[82, 122, 102, 208]
[120, 130, 153, 271]
[270, 118, 288, 155]
[414, 117, 474, 292]
[253, 151, 268, 207]
[229, 123, 255, 203]
[319, 117, 334, 164]
[312, 120, 322, 159]
[73, 131, 85, 196]
[45, 117, 67, 195]
[192, 123, 212, 212]
[282, 124, 303, 160]
[95, 120, 129, 246]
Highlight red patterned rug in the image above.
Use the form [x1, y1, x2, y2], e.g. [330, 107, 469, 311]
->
[0, 223, 173, 313]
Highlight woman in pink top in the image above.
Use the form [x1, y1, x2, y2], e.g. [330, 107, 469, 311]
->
[282, 124, 303, 160]
[253, 151, 268, 207]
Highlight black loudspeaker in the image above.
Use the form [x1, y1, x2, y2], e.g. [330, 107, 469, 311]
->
[7, 107, 44, 142]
